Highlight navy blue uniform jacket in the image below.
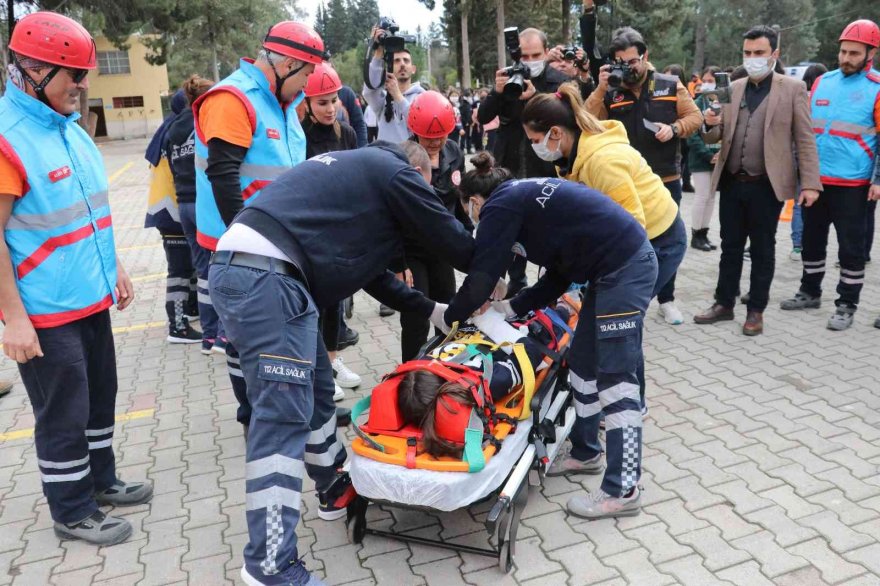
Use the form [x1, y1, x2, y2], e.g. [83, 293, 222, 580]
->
[234, 142, 475, 314]
[445, 178, 648, 325]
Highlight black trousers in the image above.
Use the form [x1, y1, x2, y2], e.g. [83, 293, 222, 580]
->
[715, 175, 783, 312]
[161, 232, 196, 331]
[319, 303, 343, 353]
[399, 255, 456, 362]
[866, 200, 876, 260]
[19, 310, 118, 524]
[506, 255, 528, 297]
[800, 184, 869, 309]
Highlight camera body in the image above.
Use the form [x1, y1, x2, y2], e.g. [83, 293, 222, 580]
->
[561, 45, 588, 71]
[376, 16, 417, 73]
[607, 60, 633, 88]
[501, 27, 531, 98]
[703, 71, 731, 114]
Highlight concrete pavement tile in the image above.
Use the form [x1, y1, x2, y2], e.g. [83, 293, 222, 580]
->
[0, 493, 42, 525]
[675, 526, 751, 571]
[691, 504, 761, 541]
[401, 525, 461, 567]
[707, 480, 774, 516]
[520, 571, 568, 585]
[361, 548, 423, 585]
[544, 541, 618, 584]
[843, 544, 880, 576]
[734, 444, 793, 472]
[676, 457, 738, 488]
[0, 521, 32, 555]
[643, 499, 709, 536]
[54, 539, 105, 575]
[842, 574, 880, 586]
[641, 453, 690, 485]
[183, 494, 227, 530]
[181, 523, 231, 563]
[137, 549, 188, 586]
[622, 522, 693, 564]
[799, 511, 874, 555]
[662, 476, 727, 512]
[92, 538, 146, 583]
[822, 448, 880, 480]
[807, 489, 880, 526]
[14, 526, 66, 566]
[719, 462, 784, 494]
[730, 530, 810, 578]
[10, 557, 63, 586]
[313, 544, 372, 585]
[181, 553, 233, 585]
[49, 565, 101, 586]
[507, 535, 563, 582]
[521, 511, 583, 551]
[763, 463, 837, 498]
[143, 489, 187, 525]
[715, 560, 776, 586]
[705, 424, 759, 451]
[788, 538, 867, 584]
[658, 553, 736, 586]
[777, 447, 838, 474]
[141, 517, 188, 555]
[603, 546, 676, 585]
[742, 504, 818, 548]
[571, 518, 639, 559]
[463, 565, 519, 586]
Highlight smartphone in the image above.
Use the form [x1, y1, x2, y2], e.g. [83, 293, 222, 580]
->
[643, 119, 661, 133]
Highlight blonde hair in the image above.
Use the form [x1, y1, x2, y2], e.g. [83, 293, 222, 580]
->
[521, 81, 606, 136]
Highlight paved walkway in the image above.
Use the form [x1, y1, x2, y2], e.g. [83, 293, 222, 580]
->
[2, 138, 880, 585]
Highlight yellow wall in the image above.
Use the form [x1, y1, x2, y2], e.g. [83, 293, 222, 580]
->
[87, 35, 169, 139]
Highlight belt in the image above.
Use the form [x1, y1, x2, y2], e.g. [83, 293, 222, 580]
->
[730, 171, 768, 183]
[211, 250, 306, 283]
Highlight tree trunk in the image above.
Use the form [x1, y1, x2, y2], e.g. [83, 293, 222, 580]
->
[562, 0, 571, 43]
[693, 2, 707, 74]
[460, 1, 471, 89]
[496, 0, 505, 70]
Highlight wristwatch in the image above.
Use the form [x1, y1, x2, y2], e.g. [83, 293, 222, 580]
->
[671, 123, 680, 138]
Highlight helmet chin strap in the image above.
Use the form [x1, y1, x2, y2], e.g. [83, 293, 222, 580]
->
[11, 53, 59, 108]
[267, 53, 307, 103]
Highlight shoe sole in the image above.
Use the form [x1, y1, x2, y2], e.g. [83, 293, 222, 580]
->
[211, 346, 227, 355]
[240, 566, 264, 586]
[333, 393, 345, 402]
[186, 315, 200, 322]
[567, 506, 641, 520]
[335, 379, 361, 390]
[546, 466, 604, 478]
[780, 302, 820, 311]
[200, 349, 213, 356]
[694, 315, 734, 324]
[318, 507, 348, 521]
[167, 336, 202, 344]
[742, 328, 763, 336]
[54, 522, 133, 546]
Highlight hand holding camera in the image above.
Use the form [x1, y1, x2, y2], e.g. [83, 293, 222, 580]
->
[704, 107, 722, 127]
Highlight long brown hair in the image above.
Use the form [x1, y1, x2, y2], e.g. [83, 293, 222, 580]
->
[182, 74, 214, 105]
[521, 81, 606, 136]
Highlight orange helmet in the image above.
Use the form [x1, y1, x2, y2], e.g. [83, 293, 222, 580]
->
[408, 91, 456, 139]
[9, 11, 96, 69]
[840, 19, 880, 49]
[304, 63, 343, 97]
[263, 21, 328, 64]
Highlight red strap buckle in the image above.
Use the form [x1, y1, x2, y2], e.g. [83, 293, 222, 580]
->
[405, 437, 418, 469]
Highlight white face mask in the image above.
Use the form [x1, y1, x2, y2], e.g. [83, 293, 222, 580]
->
[468, 199, 479, 229]
[743, 57, 774, 80]
[531, 130, 563, 162]
[700, 82, 716, 92]
[523, 59, 546, 78]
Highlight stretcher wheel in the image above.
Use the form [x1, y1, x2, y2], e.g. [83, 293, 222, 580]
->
[499, 541, 512, 573]
[346, 496, 368, 544]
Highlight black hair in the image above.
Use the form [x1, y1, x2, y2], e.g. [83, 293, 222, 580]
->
[663, 63, 686, 85]
[609, 27, 647, 57]
[743, 25, 779, 51]
[729, 65, 748, 81]
[802, 63, 828, 91]
[701, 65, 721, 78]
[459, 151, 514, 201]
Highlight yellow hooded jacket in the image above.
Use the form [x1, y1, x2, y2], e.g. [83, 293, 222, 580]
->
[562, 120, 678, 240]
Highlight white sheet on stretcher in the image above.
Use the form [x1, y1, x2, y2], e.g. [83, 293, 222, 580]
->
[350, 419, 534, 512]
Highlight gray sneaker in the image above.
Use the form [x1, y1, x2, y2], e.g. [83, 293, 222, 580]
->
[95, 479, 154, 507]
[546, 442, 604, 477]
[780, 292, 821, 310]
[54, 510, 132, 545]
[827, 309, 854, 331]
[874, 316, 880, 329]
[567, 487, 642, 519]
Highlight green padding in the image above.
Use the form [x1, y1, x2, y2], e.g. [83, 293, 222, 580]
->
[462, 428, 485, 472]
[352, 395, 385, 453]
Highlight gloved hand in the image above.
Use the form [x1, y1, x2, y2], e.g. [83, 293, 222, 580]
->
[491, 299, 516, 319]
[490, 278, 508, 301]
[430, 302, 452, 334]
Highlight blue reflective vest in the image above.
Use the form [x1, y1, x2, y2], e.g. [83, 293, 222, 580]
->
[0, 83, 117, 328]
[811, 68, 880, 186]
[193, 58, 306, 250]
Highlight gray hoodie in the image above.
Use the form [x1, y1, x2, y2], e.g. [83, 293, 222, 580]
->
[362, 58, 425, 143]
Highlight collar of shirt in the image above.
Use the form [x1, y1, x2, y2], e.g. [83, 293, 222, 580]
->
[745, 72, 773, 112]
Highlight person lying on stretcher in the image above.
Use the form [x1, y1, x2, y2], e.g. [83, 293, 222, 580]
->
[395, 299, 575, 458]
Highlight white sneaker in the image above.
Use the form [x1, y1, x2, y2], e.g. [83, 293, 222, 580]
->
[567, 486, 641, 519]
[658, 301, 684, 325]
[789, 248, 802, 261]
[333, 383, 345, 402]
[332, 357, 361, 389]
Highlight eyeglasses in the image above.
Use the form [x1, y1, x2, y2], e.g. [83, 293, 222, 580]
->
[66, 68, 89, 84]
[621, 55, 645, 67]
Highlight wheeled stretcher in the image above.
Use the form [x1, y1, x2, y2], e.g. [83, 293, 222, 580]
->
[322, 296, 581, 572]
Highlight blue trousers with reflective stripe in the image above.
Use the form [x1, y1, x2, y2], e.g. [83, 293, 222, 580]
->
[567, 241, 657, 497]
[18, 310, 118, 524]
[209, 261, 344, 578]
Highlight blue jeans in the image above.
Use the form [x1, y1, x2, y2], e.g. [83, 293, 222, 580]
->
[791, 201, 803, 249]
[657, 179, 683, 303]
[178, 202, 219, 340]
[650, 213, 688, 299]
[209, 260, 345, 580]
[568, 240, 657, 497]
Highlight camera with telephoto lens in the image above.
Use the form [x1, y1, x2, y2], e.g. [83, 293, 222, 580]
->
[607, 59, 633, 88]
[376, 16, 417, 73]
[501, 27, 531, 98]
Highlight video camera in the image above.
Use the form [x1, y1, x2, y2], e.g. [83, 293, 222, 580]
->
[375, 16, 417, 74]
[501, 27, 531, 98]
[607, 59, 633, 88]
[702, 71, 731, 114]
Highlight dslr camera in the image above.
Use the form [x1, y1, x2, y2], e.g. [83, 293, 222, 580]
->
[375, 16, 417, 73]
[560, 45, 588, 70]
[501, 27, 530, 98]
[607, 59, 634, 88]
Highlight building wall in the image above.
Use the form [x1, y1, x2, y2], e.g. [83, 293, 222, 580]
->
[87, 35, 170, 140]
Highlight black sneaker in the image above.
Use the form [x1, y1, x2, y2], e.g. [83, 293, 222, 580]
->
[336, 326, 359, 350]
[201, 339, 214, 355]
[379, 304, 395, 317]
[54, 510, 132, 545]
[167, 323, 202, 344]
[95, 479, 154, 506]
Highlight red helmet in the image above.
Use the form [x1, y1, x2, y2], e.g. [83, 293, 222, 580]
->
[304, 63, 343, 97]
[263, 21, 328, 64]
[840, 19, 880, 49]
[408, 91, 456, 139]
[9, 11, 96, 69]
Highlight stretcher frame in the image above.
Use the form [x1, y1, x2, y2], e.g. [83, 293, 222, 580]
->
[344, 339, 576, 573]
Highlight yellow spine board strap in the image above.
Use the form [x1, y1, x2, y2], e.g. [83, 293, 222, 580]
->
[453, 335, 536, 420]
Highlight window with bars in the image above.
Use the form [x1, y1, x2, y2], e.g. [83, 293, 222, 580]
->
[112, 96, 144, 108]
[97, 51, 131, 75]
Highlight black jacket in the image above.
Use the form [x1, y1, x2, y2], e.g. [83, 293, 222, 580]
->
[303, 118, 358, 158]
[235, 142, 475, 313]
[163, 109, 197, 204]
[477, 66, 570, 178]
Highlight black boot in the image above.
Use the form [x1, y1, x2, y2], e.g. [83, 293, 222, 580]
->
[703, 229, 718, 251]
[691, 228, 714, 252]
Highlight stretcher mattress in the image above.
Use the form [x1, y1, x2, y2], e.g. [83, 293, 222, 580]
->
[350, 418, 534, 511]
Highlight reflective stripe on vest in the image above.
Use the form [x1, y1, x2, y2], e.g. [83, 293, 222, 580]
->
[0, 83, 117, 328]
[193, 58, 306, 250]
[811, 68, 880, 185]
